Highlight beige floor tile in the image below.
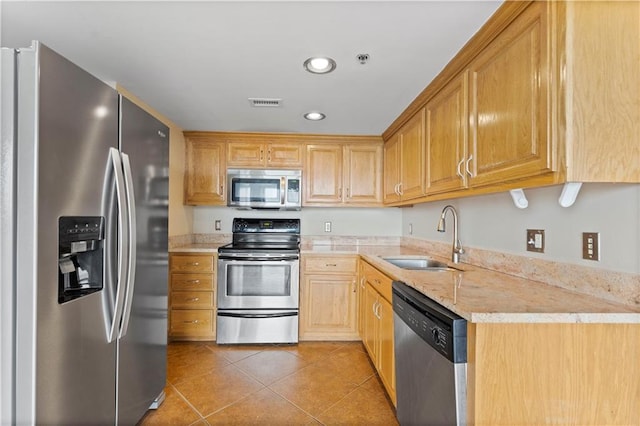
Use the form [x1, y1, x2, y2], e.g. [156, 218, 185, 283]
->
[167, 341, 206, 359]
[167, 345, 230, 384]
[269, 363, 358, 417]
[280, 341, 347, 364]
[234, 350, 309, 385]
[173, 364, 264, 417]
[206, 343, 275, 363]
[322, 344, 376, 385]
[206, 387, 315, 425]
[316, 385, 399, 426]
[137, 384, 201, 426]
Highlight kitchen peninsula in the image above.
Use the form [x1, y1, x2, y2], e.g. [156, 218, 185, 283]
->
[171, 234, 640, 425]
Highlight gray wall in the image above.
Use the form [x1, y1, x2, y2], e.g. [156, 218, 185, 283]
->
[191, 183, 640, 274]
[402, 183, 640, 274]
[193, 206, 403, 237]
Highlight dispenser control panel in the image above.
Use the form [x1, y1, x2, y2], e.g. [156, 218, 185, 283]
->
[59, 216, 104, 243]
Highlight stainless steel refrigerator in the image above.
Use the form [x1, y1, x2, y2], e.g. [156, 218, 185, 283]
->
[0, 41, 169, 425]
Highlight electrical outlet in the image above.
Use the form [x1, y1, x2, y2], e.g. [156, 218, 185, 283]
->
[214, 220, 221, 231]
[324, 221, 332, 233]
[582, 232, 600, 261]
[526, 229, 545, 253]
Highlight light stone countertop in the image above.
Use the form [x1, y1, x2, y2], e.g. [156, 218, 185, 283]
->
[171, 242, 640, 324]
[169, 243, 226, 253]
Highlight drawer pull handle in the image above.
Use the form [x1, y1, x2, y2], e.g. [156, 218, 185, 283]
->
[374, 279, 381, 285]
[187, 297, 200, 302]
[326, 263, 337, 267]
[184, 320, 200, 324]
[187, 280, 201, 284]
[188, 262, 200, 266]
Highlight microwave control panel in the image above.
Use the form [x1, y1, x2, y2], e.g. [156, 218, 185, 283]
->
[287, 178, 300, 203]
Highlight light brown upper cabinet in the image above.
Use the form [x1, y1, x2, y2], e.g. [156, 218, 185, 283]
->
[305, 140, 383, 206]
[384, 1, 639, 206]
[184, 136, 226, 205]
[383, 108, 426, 203]
[227, 141, 303, 169]
[467, 1, 552, 187]
[426, 72, 469, 194]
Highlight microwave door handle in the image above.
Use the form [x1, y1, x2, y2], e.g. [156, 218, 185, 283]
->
[280, 177, 286, 205]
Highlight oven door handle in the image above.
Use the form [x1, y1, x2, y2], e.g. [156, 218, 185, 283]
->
[218, 255, 299, 262]
[217, 311, 298, 319]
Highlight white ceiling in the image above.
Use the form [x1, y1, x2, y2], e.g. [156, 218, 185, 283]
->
[1, 1, 502, 135]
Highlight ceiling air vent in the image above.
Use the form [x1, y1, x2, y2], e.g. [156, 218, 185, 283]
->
[248, 98, 282, 108]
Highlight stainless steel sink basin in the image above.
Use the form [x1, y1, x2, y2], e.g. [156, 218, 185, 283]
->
[382, 257, 460, 271]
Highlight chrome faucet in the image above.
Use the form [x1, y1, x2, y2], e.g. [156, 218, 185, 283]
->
[437, 205, 464, 264]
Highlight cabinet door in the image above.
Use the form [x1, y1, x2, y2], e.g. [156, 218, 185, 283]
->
[468, 2, 551, 187]
[399, 108, 426, 200]
[377, 297, 396, 406]
[344, 144, 383, 205]
[362, 283, 379, 360]
[267, 143, 303, 168]
[357, 275, 366, 338]
[227, 142, 265, 167]
[184, 139, 226, 205]
[383, 135, 401, 204]
[426, 72, 469, 194]
[300, 275, 358, 340]
[304, 144, 343, 204]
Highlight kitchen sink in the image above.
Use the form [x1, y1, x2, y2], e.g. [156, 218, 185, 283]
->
[382, 257, 460, 272]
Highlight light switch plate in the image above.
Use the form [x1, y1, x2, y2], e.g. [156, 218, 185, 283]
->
[582, 232, 600, 261]
[526, 229, 545, 253]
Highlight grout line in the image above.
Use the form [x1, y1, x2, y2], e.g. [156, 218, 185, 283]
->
[167, 382, 209, 424]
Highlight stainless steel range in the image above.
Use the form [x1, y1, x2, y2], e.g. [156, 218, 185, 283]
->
[217, 218, 300, 344]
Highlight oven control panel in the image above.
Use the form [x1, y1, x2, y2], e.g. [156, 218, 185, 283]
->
[232, 218, 300, 233]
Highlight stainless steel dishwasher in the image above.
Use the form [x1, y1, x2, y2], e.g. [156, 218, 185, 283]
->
[392, 281, 467, 426]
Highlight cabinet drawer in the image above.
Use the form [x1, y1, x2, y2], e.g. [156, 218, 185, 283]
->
[304, 256, 357, 274]
[171, 291, 214, 309]
[170, 310, 214, 336]
[361, 261, 393, 303]
[171, 273, 214, 291]
[170, 254, 214, 273]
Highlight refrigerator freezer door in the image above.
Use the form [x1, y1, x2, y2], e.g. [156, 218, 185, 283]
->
[13, 43, 119, 425]
[116, 96, 168, 424]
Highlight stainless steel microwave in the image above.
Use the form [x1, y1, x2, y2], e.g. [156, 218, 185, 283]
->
[227, 169, 302, 210]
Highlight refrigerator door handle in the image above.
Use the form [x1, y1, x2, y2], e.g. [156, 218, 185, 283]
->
[108, 147, 129, 343]
[119, 152, 137, 338]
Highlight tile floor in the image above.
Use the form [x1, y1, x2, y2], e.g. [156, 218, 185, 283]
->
[138, 341, 398, 426]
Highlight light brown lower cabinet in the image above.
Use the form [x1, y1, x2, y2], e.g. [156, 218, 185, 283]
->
[169, 253, 216, 340]
[359, 260, 396, 406]
[468, 322, 640, 425]
[300, 254, 359, 340]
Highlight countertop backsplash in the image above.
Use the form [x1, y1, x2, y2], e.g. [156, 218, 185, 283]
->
[169, 233, 639, 308]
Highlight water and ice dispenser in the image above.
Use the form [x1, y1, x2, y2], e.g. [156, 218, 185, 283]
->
[58, 216, 105, 303]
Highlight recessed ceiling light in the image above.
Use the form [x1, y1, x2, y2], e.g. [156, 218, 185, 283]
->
[304, 112, 326, 121]
[303, 57, 336, 74]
